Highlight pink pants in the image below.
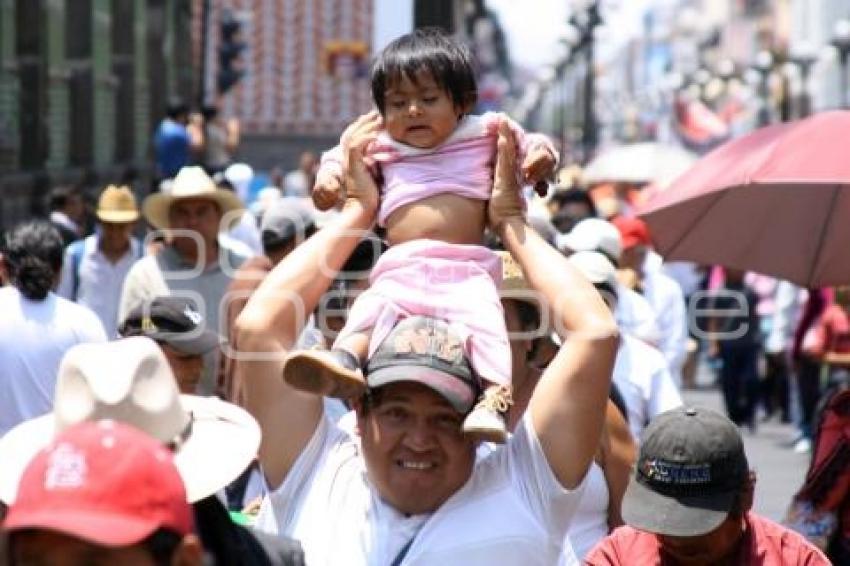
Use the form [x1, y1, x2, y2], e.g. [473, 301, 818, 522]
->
[335, 240, 511, 387]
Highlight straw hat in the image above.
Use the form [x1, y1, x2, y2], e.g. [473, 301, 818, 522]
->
[96, 184, 139, 223]
[0, 337, 260, 504]
[498, 251, 528, 293]
[142, 166, 244, 230]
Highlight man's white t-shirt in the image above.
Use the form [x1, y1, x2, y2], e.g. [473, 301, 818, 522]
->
[56, 234, 141, 338]
[256, 411, 584, 565]
[642, 269, 688, 387]
[0, 287, 107, 436]
[614, 284, 660, 346]
[613, 333, 683, 442]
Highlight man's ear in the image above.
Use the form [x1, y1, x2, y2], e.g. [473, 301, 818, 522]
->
[171, 534, 205, 566]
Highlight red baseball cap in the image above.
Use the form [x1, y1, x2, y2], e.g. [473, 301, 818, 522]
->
[612, 216, 652, 249]
[4, 420, 193, 546]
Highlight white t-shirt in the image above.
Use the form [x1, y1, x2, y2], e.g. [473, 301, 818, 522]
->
[256, 412, 584, 565]
[614, 284, 660, 347]
[0, 287, 107, 436]
[642, 269, 688, 387]
[56, 234, 141, 338]
[566, 461, 609, 560]
[613, 333, 683, 442]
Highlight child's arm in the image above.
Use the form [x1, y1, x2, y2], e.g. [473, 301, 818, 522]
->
[500, 114, 559, 197]
[313, 146, 345, 211]
[314, 123, 387, 211]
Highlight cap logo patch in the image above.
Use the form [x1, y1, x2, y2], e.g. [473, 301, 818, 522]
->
[641, 459, 711, 485]
[141, 316, 158, 333]
[183, 306, 202, 325]
[393, 327, 464, 364]
[44, 443, 87, 490]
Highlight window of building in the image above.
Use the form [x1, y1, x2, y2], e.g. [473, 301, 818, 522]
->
[67, 0, 94, 167]
[113, 0, 135, 162]
[16, 0, 47, 170]
[146, 0, 167, 137]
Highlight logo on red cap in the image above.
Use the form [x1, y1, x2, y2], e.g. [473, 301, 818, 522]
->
[44, 444, 87, 490]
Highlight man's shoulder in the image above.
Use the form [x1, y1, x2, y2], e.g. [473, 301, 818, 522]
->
[649, 269, 684, 296]
[53, 294, 106, 329]
[277, 414, 360, 491]
[585, 525, 659, 564]
[618, 333, 668, 376]
[0, 286, 17, 307]
[125, 253, 159, 274]
[747, 513, 831, 563]
[621, 332, 665, 360]
[821, 303, 846, 324]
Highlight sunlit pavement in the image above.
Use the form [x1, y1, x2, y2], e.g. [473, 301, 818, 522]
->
[682, 363, 809, 522]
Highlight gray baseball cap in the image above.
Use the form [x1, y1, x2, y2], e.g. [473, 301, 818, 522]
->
[119, 296, 220, 356]
[365, 316, 481, 413]
[622, 406, 750, 537]
[260, 198, 316, 248]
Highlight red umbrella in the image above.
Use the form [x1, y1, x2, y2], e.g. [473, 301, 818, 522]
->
[639, 110, 850, 287]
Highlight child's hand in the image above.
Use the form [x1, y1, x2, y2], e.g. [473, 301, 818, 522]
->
[521, 146, 556, 198]
[312, 170, 343, 211]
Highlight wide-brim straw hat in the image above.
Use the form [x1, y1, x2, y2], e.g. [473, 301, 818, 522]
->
[96, 184, 140, 223]
[0, 337, 260, 504]
[143, 166, 245, 230]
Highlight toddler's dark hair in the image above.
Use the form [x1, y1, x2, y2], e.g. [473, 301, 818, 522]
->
[371, 28, 477, 115]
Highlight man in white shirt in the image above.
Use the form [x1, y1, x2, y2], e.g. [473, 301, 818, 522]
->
[557, 218, 660, 346]
[57, 185, 141, 337]
[235, 117, 620, 565]
[0, 220, 106, 436]
[567, 251, 683, 441]
[613, 217, 689, 388]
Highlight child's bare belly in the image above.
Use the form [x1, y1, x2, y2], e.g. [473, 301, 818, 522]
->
[385, 193, 487, 247]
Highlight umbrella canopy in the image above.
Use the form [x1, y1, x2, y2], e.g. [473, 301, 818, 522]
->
[639, 110, 850, 288]
[582, 142, 697, 186]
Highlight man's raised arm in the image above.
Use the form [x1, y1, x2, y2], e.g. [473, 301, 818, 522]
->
[490, 122, 619, 490]
[235, 112, 382, 489]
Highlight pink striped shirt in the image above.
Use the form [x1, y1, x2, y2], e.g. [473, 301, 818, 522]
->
[320, 112, 557, 226]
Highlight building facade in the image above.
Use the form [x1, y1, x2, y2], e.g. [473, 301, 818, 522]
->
[0, 0, 194, 229]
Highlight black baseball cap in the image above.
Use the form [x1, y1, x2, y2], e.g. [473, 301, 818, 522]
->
[621, 406, 750, 537]
[365, 316, 481, 413]
[119, 296, 221, 356]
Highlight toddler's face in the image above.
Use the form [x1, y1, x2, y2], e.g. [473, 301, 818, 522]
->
[382, 70, 464, 149]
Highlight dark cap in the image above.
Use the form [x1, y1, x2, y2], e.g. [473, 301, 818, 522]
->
[365, 316, 480, 413]
[119, 296, 220, 356]
[622, 406, 749, 537]
[260, 198, 316, 250]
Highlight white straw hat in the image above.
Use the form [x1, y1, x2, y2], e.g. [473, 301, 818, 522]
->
[142, 166, 244, 230]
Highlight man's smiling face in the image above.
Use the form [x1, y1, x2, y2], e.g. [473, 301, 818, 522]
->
[358, 381, 475, 515]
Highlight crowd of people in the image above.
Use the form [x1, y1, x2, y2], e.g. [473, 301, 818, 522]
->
[0, 28, 841, 565]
